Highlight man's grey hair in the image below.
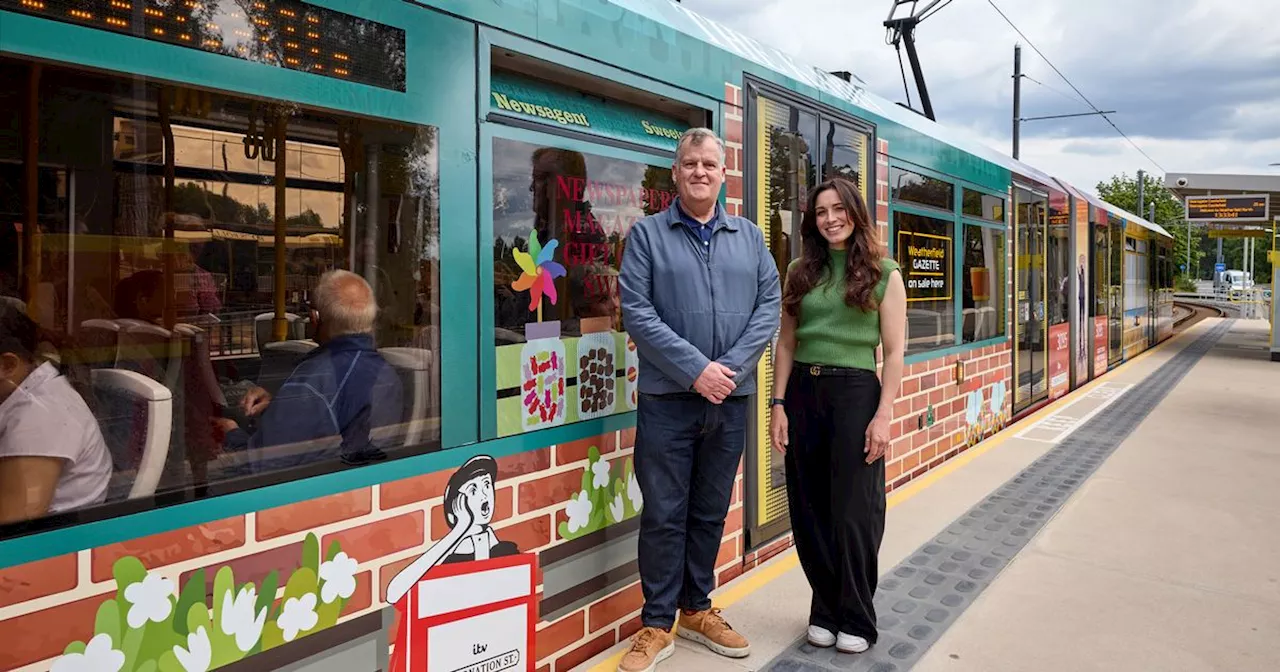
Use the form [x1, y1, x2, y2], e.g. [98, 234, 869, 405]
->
[313, 269, 377, 336]
[674, 127, 726, 165]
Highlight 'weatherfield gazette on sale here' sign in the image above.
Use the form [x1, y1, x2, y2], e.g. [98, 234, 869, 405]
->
[898, 230, 951, 301]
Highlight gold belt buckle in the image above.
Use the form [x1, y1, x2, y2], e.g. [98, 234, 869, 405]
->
[810, 365, 821, 376]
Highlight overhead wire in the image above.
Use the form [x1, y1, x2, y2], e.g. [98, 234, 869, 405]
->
[985, 0, 1166, 172]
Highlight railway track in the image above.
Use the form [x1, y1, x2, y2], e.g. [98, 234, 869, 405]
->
[1173, 301, 1226, 330]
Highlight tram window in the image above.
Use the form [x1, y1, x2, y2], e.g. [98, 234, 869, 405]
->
[490, 136, 677, 434]
[893, 211, 956, 353]
[820, 120, 867, 188]
[0, 56, 441, 534]
[962, 224, 1007, 343]
[962, 189, 1004, 223]
[890, 167, 954, 212]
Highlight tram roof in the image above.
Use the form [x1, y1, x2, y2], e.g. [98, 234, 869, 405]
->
[1057, 180, 1174, 239]
[626, 1, 1170, 237]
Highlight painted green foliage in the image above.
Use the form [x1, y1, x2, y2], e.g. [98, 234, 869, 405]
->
[52, 534, 358, 672]
[559, 445, 643, 540]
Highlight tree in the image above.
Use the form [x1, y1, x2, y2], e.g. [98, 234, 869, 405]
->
[1096, 172, 1204, 281]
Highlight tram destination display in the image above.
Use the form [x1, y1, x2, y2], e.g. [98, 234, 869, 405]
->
[1, 0, 407, 91]
[1185, 194, 1269, 222]
[898, 230, 951, 301]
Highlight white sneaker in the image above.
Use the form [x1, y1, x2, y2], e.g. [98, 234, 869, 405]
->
[836, 633, 869, 653]
[806, 625, 835, 648]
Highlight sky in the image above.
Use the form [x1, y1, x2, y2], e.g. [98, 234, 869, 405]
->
[681, 0, 1280, 195]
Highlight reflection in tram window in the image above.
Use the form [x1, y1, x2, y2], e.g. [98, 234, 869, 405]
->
[0, 56, 441, 532]
[891, 167, 954, 212]
[962, 224, 1006, 343]
[962, 188, 1005, 223]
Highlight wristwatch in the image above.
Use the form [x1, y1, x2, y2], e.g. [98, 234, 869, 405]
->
[770, 397, 786, 407]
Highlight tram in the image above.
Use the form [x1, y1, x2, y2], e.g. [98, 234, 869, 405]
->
[0, 2, 1173, 670]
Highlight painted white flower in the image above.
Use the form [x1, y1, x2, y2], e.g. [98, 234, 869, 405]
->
[219, 585, 267, 653]
[51, 633, 125, 672]
[965, 390, 981, 426]
[319, 551, 359, 604]
[565, 490, 593, 534]
[609, 493, 625, 523]
[173, 626, 212, 672]
[591, 458, 611, 490]
[278, 593, 319, 643]
[123, 572, 175, 629]
[627, 471, 643, 512]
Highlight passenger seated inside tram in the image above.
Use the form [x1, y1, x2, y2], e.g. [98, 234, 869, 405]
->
[212, 270, 403, 475]
[0, 303, 111, 523]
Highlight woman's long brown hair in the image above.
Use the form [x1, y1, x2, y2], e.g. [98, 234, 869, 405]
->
[781, 177, 884, 317]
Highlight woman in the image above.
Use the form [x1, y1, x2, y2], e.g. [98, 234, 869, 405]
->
[385, 455, 519, 604]
[769, 177, 906, 654]
[0, 303, 112, 523]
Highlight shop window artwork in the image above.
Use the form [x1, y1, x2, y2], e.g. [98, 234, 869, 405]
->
[52, 533, 359, 672]
[512, 230, 570, 431]
[492, 136, 676, 436]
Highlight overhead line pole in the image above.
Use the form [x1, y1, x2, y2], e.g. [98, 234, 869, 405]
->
[1012, 44, 1021, 159]
[1012, 44, 1116, 161]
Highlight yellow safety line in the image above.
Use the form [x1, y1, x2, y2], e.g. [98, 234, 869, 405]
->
[585, 320, 1207, 672]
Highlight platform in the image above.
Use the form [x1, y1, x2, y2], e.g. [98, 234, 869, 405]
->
[581, 318, 1280, 672]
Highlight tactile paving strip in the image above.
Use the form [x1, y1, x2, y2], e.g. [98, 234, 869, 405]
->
[762, 321, 1234, 672]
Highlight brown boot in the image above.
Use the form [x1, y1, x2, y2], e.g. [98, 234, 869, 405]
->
[617, 626, 675, 672]
[676, 608, 751, 658]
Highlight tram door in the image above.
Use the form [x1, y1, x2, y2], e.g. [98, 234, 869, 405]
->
[745, 84, 873, 548]
[1013, 186, 1049, 414]
[747, 90, 816, 547]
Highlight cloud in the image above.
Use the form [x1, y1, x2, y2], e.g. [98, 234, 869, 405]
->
[683, 0, 1280, 192]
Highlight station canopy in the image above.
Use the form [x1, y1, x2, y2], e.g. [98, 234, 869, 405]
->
[1164, 172, 1280, 236]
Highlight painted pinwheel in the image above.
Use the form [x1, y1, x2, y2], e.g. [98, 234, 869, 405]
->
[512, 230, 566, 321]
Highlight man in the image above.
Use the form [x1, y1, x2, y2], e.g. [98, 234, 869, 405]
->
[215, 270, 402, 473]
[618, 128, 781, 671]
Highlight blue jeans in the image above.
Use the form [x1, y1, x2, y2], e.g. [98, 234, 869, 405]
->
[634, 392, 748, 629]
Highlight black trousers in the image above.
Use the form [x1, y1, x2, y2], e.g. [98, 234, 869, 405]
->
[783, 363, 886, 641]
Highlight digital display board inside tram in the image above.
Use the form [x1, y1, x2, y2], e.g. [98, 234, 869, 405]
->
[0, 0, 406, 91]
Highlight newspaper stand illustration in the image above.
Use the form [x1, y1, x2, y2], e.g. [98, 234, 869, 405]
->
[391, 554, 537, 672]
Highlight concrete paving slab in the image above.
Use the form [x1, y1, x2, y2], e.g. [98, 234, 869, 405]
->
[911, 550, 1280, 672]
[1033, 475, 1280, 604]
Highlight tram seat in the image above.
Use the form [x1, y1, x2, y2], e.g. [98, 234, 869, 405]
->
[117, 322, 183, 390]
[78, 319, 122, 370]
[378, 347, 432, 448]
[976, 306, 997, 340]
[963, 307, 1000, 341]
[254, 312, 306, 353]
[92, 368, 173, 501]
[907, 308, 944, 347]
[257, 339, 320, 397]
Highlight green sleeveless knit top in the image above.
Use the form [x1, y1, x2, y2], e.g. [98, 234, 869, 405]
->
[790, 251, 900, 372]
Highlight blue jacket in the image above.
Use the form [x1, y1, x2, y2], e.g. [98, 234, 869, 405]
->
[226, 334, 403, 473]
[619, 200, 781, 397]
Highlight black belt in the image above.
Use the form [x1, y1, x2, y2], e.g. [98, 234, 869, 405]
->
[798, 363, 871, 377]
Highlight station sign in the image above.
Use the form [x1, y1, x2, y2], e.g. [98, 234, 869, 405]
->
[1185, 194, 1269, 222]
[898, 230, 951, 302]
